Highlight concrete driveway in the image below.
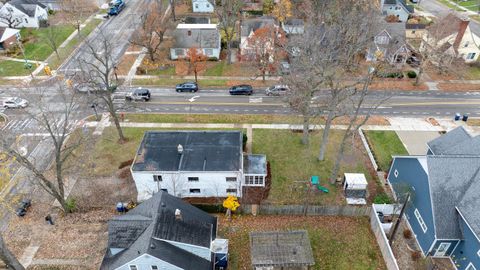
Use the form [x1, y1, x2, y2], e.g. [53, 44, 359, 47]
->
[395, 131, 441, 155]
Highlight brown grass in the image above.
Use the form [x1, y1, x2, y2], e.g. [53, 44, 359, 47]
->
[437, 83, 480, 91]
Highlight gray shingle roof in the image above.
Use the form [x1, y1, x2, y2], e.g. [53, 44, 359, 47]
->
[240, 16, 276, 37]
[7, 0, 46, 16]
[132, 131, 242, 172]
[172, 28, 219, 49]
[100, 191, 217, 270]
[427, 126, 472, 155]
[244, 154, 267, 175]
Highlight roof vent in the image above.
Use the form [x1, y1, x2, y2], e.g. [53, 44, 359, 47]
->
[161, 202, 166, 207]
[175, 209, 182, 220]
[150, 243, 156, 249]
[177, 144, 184, 154]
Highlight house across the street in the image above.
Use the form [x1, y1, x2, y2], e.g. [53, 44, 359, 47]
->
[130, 131, 267, 201]
[387, 127, 480, 270]
[100, 191, 229, 270]
[192, 0, 214, 13]
[0, 27, 20, 50]
[240, 16, 278, 60]
[170, 23, 221, 60]
[0, 0, 48, 28]
[380, 0, 413, 22]
[367, 22, 411, 64]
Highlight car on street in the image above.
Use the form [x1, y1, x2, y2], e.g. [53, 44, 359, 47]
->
[125, 87, 151, 101]
[229, 84, 253, 95]
[176, 82, 198, 93]
[265, 85, 290, 96]
[2, 97, 28, 108]
[15, 198, 31, 217]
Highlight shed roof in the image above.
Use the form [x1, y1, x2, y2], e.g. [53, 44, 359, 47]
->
[250, 231, 314, 267]
[244, 154, 267, 175]
[132, 131, 242, 172]
[344, 173, 368, 186]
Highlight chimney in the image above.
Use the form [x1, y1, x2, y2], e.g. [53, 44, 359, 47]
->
[177, 144, 184, 154]
[453, 18, 470, 51]
[175, 209, 182, 220]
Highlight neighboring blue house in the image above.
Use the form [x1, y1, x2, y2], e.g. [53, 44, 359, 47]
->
[192, 0, 214, 13]
[380, 0, 413, 22]
[387, 127, 480, 270]
[100, 191, 229, 270]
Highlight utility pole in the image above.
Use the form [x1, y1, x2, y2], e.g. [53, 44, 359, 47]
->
[389, 193, 410, 246]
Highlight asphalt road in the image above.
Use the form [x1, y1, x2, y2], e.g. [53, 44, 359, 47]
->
[419, 0, 480, 36]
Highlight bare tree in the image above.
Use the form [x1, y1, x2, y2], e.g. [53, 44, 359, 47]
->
[0, 8, 21, 28]
[60, 0, 97, 35]
[130, 1, 169, 62]
[0, 84, 86, 212]
[78, 31, 126, 142]
[215, 0, 243, 64]
[169, 0, 176, 21]
[0, 234, 24, 270]
[43, 26, 61, 59]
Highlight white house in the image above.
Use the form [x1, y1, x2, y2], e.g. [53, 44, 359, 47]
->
[130, 131, 267, 202]
[367, 22, 411, 64]
[380, 0, 413, 22]
[192, 0, 214, 13]
[170, 24, 221, 60]
[240, 16, 278, 60]
[0, 0, 48, 28]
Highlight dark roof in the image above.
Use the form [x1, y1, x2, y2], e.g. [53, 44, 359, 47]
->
[284, 18, 304, 27]
[427, 156, 480, 239]
[406, 23, 426, 30]
[132, 131, 242, 172]
[371, 22, 409, 59]
[241, 16, 276, 37]
[7, 0, 46, 16]
[244, 154, 267, 175]
[427, 126, 472, 155]
[172, 28, 220, 49]
[184, 16, 210, 24]
[383, 0, 413, 13]
[101, 191, 217, 270]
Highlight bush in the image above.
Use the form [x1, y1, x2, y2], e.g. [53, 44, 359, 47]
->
[243, 133, 248, 149]
[65, 198, 77, 213]
[118, 158, 134, 169]
[377, 72, 404, 79]
[411, 251, 422, 261]
[407, 70, 417, 78]
[373, 193, 392, 204]
[403, 228, 413, 239]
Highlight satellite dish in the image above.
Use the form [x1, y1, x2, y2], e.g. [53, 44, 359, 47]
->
[19, 147, 27, 157]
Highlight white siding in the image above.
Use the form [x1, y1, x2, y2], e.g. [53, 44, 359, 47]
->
[170, 48, 220, 60]
[0, 3, 48, 28]
[192, 0, 214, 13]
[163, 240, 212, 261]
[132, 170, 243, 202]
[116, 253, 182, 270]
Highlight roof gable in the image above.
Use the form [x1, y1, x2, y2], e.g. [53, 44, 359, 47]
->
[427, 126, 472, 155]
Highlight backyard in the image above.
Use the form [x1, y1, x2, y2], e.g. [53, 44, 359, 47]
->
[19, 26, 75, 61]
[219, 215, 386, 270]
[364, 131, 408, 172]
[0, 60, 33, 76]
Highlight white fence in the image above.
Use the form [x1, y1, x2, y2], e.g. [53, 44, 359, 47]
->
[359, 128, 379, 171]
[370, 204, 400, 270]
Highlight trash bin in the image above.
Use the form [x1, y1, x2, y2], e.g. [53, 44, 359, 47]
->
[455, 113, 461, 121]
[463, 114, 469, 122]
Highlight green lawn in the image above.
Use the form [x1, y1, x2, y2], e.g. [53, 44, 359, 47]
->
[365, 131, 408, 172]
[134, 78, 229, 87]
[253, 129, 374, 205]
[436, 0, 466, 11]
[204, 62, 225, 76]
[457, 0, 480, 11]
[145, 66, 176, 76]
[19, 26, 75, 61]
[221, 215, 386, 270]
[0, 60, 33, 76]
[466, 65, 480, 80]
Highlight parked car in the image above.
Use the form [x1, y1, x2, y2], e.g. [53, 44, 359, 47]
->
[2, 97, 28, 108]
[265, 85, 290, 96]
[15, 198, 31, 217]
[229, 85, 253, 95]
[125, 87, 151, 101]
[176, 82, 198, 93]
[279, 61, 290, 75]
[406, 56, 420, 67]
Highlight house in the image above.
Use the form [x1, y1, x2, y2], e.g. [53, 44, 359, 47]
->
[0, 26, 19, 50]
[387, 127, 480, 270]
[170, 24, 221, 60]
[424, 14, 480, 63]
[240, 16, 277, 59]
[0, 0, 48, 28]
[192, 0, 214, 13]
[184, 16, 210, 24]
[130, 131, 268, 202]
[282, 18, 304, 35]
[380, 0, 413, 22]
[100, 191, 229, 270]
[406, 23, 426, 39]
[367, 22, 411, 64]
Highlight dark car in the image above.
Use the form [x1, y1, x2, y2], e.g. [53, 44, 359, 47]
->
[15, 199, 31, 217]
[176, 82, 198, 93]
[229, 84, 253, 95]
[126, 87, 151, 101]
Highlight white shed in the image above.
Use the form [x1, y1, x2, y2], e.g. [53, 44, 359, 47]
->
[343, 173, 368, 205]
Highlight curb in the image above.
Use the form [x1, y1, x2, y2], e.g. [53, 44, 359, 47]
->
[0, 112, 9, 125]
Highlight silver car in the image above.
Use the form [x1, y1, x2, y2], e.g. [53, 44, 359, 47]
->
[2, 97, 28, 108]
[265, 85, 290, 96]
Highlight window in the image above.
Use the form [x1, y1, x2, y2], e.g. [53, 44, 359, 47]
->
[187, 30, 192, 36]
[226, 177, 237, 182]
[414, 208, 427, 233]
[411, 30, 416, 34]
[188, 177, 199, 182]
[161, 189, 168, 192]
[245, 175, 264, 186]
[464, 41, 470, 47]
[206, 4, 210, 7]
[153, 175, 162, 182]
[205, 48, 213, 56]
[467, 53, 476, 60]
[189, 188, 201, 194]
[466, 263, 477, 270]
[375, 35, 389, 45]
[195, 4, 199, 9]
[394, 169, 399, 178]
[151, 266, 158, 270]
[478, 249, 480, 257]
[226, 188, 237, 193]
[129, 266, 138, 270]
[175, 49, 184, 56]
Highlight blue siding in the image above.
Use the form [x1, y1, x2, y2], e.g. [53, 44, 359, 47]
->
[430, 240, 459, 256]
[387, 157, 436, 255]
[452, 218, 480, 270]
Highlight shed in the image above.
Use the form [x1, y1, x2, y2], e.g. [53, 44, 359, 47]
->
[250, 230, 315, 270]
[343, 173, 368, 205]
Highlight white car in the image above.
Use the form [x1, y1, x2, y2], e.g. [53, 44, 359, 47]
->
[2, 97, 28, 108]
[265, 85, 290, 96]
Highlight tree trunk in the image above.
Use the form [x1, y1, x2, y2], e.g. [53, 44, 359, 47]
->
[170, 0, 176, 21]
[148, 48, 155, 62]
[226, 40, 232, 65]
[0, 235, 24, 270]
[415, 65, 423, 86]
[262, 70, 266, 82]
[111, 112, 125, 143]
[318, 111, 334, 161]
[302, 115, 310, 145]
[194, 70, 198, 82]
[330, 129, 350, 184]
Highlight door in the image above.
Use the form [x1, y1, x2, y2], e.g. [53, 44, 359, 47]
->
[434, 242, 451, 257]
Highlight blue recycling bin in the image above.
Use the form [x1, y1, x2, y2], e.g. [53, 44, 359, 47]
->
[455, 113, 461, 121]
[463, 114, 469, 122]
